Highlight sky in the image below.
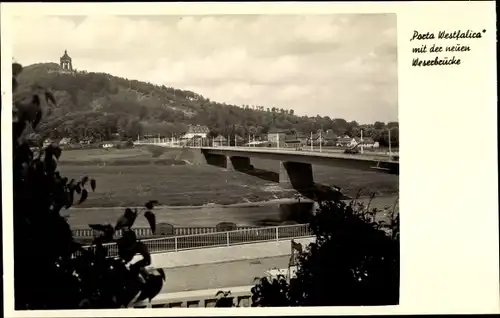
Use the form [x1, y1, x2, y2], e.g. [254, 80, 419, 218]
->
[11, 14, 398, 123]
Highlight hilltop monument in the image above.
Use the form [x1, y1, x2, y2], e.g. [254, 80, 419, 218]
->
[60, 50, 73, 71]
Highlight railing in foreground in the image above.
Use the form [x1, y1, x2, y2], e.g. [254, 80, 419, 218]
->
[77, 223, 313, 257]
[72, 226, 257, 238]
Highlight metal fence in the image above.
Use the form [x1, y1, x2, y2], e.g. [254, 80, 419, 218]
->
[72, 226, 257, 239]
[77, 223, 313, 257]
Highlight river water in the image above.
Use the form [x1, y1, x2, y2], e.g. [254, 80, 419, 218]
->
[66, 195, 398, 229]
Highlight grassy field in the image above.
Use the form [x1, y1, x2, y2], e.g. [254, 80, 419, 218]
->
[58, 147, 399, 208]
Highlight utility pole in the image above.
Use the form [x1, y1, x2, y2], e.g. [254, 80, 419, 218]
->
[310, 132, 313, 151]
[360, 129, 364, 154]
[388, 128, 392, 158]
[319, 130, 322, 153]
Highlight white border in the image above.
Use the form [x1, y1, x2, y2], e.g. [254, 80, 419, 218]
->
[2, 1, 499, 316]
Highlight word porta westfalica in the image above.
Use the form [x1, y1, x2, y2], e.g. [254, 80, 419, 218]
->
[410, 29, 485, 41]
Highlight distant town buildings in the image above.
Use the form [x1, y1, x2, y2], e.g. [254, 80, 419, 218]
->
[234, 135, 245, 146]
[336, 135, 354, 147]
[182, 125, 210, 140]
[267, 128, 287, 145]
[213, 135, 227, 147]
[356, 137, 379, 148]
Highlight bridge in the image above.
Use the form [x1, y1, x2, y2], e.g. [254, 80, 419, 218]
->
[196, 146, 399, 191]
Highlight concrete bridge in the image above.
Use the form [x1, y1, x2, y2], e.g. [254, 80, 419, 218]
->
[195, 146, 399, 191]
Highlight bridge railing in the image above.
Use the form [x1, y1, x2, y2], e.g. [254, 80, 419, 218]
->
[76, 223, 313, 257]
[72, 226, 257, 239]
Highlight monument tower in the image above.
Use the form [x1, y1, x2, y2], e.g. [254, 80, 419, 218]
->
[60, 50, 73, 71]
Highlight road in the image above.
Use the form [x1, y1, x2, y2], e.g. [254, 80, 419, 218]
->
[160, 255, 290, 293]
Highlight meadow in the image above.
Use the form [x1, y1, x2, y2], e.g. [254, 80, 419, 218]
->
[58, 146, 399, 208]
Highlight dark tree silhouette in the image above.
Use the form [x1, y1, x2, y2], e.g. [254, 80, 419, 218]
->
[250, 195, 400, 307]
[12, 63, 164, 309]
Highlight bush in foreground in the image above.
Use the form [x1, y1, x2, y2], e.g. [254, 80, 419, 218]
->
[12, 63, 163, 309]
[250, 196, 400, 307]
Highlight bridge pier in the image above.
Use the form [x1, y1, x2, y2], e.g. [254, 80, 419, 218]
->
[227, 156, 252, 171]
[203, 153, 252, 171]
[203, 153, 228, 168]
[279, 161, 314, 191]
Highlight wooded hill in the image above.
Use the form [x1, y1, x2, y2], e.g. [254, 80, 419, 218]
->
[15, 63, 398, 145]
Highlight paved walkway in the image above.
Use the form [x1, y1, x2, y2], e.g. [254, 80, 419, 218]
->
[160, 255, 290, 293]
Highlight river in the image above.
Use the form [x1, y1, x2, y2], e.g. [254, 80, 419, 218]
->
[65, 195, 399, 229]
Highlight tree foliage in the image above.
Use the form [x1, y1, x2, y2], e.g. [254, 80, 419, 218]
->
[16, 63, 398, 146]
[250, 195, 400, 307]
[12, 63, 164, 309]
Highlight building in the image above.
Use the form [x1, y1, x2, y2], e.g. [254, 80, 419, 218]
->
[234, 135, 245, 146]
[355, 137, 380, 148]
[322, 130, 338, 146]
[182, 125, 210, 140]
[213, 135, 227, 147]
[284, 136, 301, 148]
[335, 135, 354, 147]
[60, 50, 73, 72]
[296, 134, 309, 146]
[267, 128, 286, 144]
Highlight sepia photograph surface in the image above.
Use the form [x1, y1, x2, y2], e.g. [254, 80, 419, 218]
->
[10, 12, 399, 310]
[1, 1, 498, 317]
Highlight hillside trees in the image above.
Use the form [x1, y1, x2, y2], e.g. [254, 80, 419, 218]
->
[18, 63, 399, 143]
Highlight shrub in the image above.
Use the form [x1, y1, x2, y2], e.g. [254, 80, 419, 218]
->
[251, 195, 400, 307]
[12, 63, 163, 309]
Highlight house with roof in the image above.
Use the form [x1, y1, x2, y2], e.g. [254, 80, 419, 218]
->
[306, 130, 326, 146]
[213, 135, 227, 147]
[336, 135, 355, 147]
[267, 128, 287, 144]
[322, 130, 338, 146]
[234, 135, 245, 146]
[188, 135, 206, 147]
[295, 134, 309, 146]
[181, 125, 210, 140]
[311, 132, 323, 146]
[354, 137, 379, 148]
[284, 135, 302, 148]
[311, 129, 339, 146]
